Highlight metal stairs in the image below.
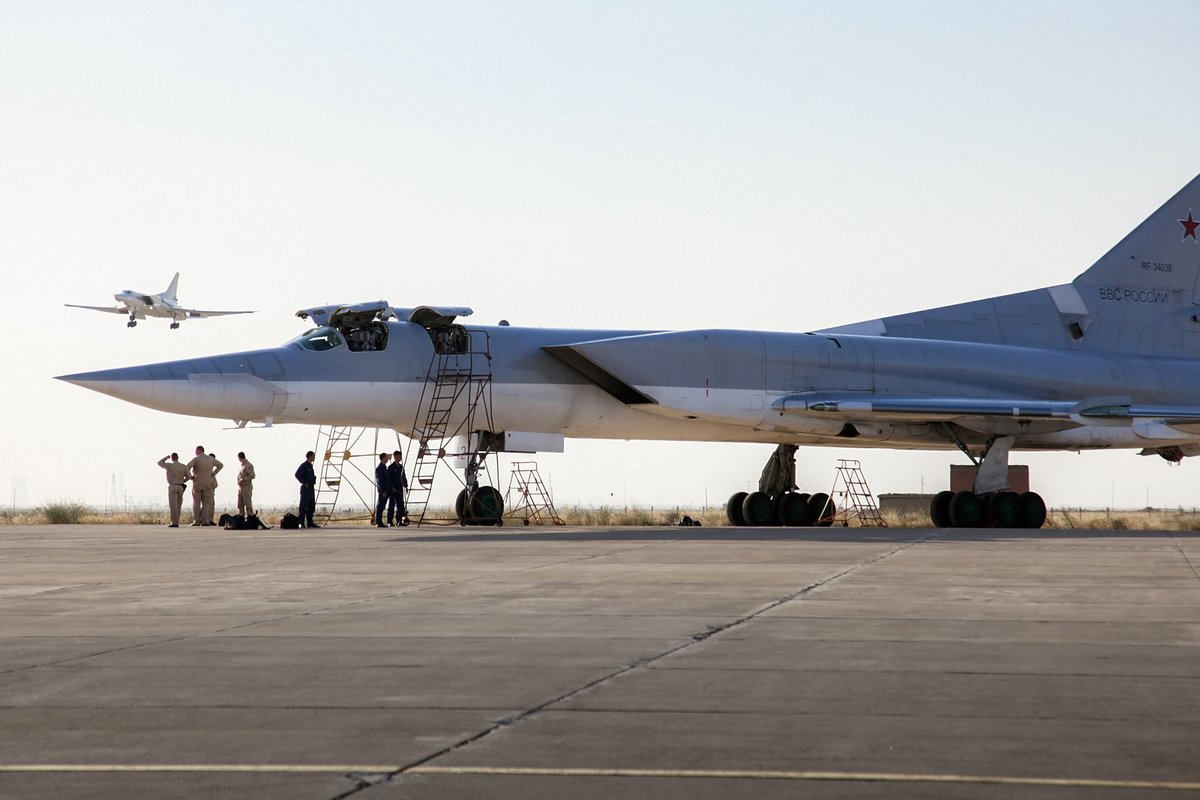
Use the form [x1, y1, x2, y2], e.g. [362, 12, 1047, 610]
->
[827, 459, 887, 528]
[504, 461, 564, 526]
[404, 327, 498, 525]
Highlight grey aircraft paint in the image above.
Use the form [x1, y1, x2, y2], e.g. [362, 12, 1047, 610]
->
[56, 173, 1200, 524]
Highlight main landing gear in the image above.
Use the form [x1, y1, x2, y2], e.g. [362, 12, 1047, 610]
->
[127, 312, 137, 328]
[930, 433, 1047, 529]
[929, 489, 1046, 529]
[725, 445, 837, 527]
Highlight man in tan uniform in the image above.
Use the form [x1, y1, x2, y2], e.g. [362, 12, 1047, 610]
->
[186, 445, 223, 526]
[157, 452, 190, 527]
[236, 451, 256, 518]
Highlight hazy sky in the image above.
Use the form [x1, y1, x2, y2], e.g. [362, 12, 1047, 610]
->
[3, 1, 1200, 513]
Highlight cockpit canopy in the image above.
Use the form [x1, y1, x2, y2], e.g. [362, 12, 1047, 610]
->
[291, 323, 388, 353]
[290, 301, 476, 354]
[292, 326, 344, 351]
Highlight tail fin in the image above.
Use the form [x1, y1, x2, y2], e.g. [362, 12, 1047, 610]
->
[823, 173, 1200, 357]
[1070, 173, 1200, 355]
[162, 273, 180, 304]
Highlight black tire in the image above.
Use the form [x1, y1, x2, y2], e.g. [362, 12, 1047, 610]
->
[1018, 491, 1047, 529]
[809, 493, 835, 526]
[930, 490, 954, 528]
[948, 490, 983, 528]
[455, 489, 470, 525]
[777, 492, 812, 526]
[985, 491, 1020, 528]
[742, 491, 774, 526]
[726, 492, 748, 526]
[469, 485, 503, 524]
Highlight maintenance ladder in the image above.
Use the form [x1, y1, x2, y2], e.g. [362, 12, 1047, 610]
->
[404, 328, 495, 525]
[504, 461, 564, 526]
[311, 426, 395, 523]
[828, 459, 887, 528]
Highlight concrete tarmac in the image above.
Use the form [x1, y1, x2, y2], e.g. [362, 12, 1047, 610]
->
[0, 523, 1198, 799]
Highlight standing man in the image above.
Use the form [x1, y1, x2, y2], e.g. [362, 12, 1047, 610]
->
[373, 452, 392, 528]
[295, 450, 318, 528]
[387, 448, 408, 526]
[157, 452, 189, 528]
[236, 452, 256, 519]
[186, 445, 223, 526]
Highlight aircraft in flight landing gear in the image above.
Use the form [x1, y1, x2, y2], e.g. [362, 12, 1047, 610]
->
[57, 173, 1200, 528]
[65, 273, 254, 329]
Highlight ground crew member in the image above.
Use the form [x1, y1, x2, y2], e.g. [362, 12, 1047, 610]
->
[295, 450, 318, 528]
[157, 453, 189, 527]
[374, 452, 392, 527]
[387, 449, 408, 526]
[186, 445, 223, 526]
[236, 451, 255, 518]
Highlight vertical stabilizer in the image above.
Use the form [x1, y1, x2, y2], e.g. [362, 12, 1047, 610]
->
[162, 273, 180, 304]
[1067, 173, 1200, 355]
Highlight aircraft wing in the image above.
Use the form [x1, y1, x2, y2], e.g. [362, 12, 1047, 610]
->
[546, 330, 1200, 440]
[180, 308, 255, 319]
[64, 304, 127, 314]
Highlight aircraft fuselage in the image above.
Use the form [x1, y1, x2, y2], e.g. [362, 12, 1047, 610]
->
[57, 319, 1200, 454]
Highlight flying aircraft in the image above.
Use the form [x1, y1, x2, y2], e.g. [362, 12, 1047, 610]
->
[57, 174, 1200, 529]
[65, 273, 254, 329]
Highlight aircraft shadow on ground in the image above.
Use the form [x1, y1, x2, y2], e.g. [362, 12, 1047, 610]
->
[390, 527, 1200, 545]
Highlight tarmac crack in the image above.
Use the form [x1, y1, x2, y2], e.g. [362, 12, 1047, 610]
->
[329, 530, 939, 798]
[1169, 533, 1200, 581]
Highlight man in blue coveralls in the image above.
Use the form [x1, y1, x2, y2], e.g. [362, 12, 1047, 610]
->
[373, 452, 392, 528]
[387, 448, 408, 526]
[295, 450, 318, 528]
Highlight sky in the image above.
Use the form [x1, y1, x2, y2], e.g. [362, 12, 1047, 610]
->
[3, 1, 1200, 514]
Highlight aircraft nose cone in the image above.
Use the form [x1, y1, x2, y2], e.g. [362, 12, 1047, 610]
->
[57, 353, 287, 422]
[56, 365, 156, 398]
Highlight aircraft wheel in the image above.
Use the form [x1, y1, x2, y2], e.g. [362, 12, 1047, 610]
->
[777, 492, 812, 526]
[127, 320, 136, 328]
[742, 491, 774, 526]
[170, 322, 180, 330]
[726, 492, 748, 526]
[985, 491, 1020, 528]
[455, 489, 470, 525]
[1017, 491, 1047, 529]
[948, 490, 983, 528]
[809, 492, 835, 527]
[469, 485, 503, 524]
[930, 490, 954, 528]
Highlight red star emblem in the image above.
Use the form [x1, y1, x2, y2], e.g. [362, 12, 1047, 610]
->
[1181, 210, 1199, 240]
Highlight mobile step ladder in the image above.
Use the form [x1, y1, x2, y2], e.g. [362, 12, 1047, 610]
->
[504, 461, 565, 526]
[826, 458, 887, 528]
